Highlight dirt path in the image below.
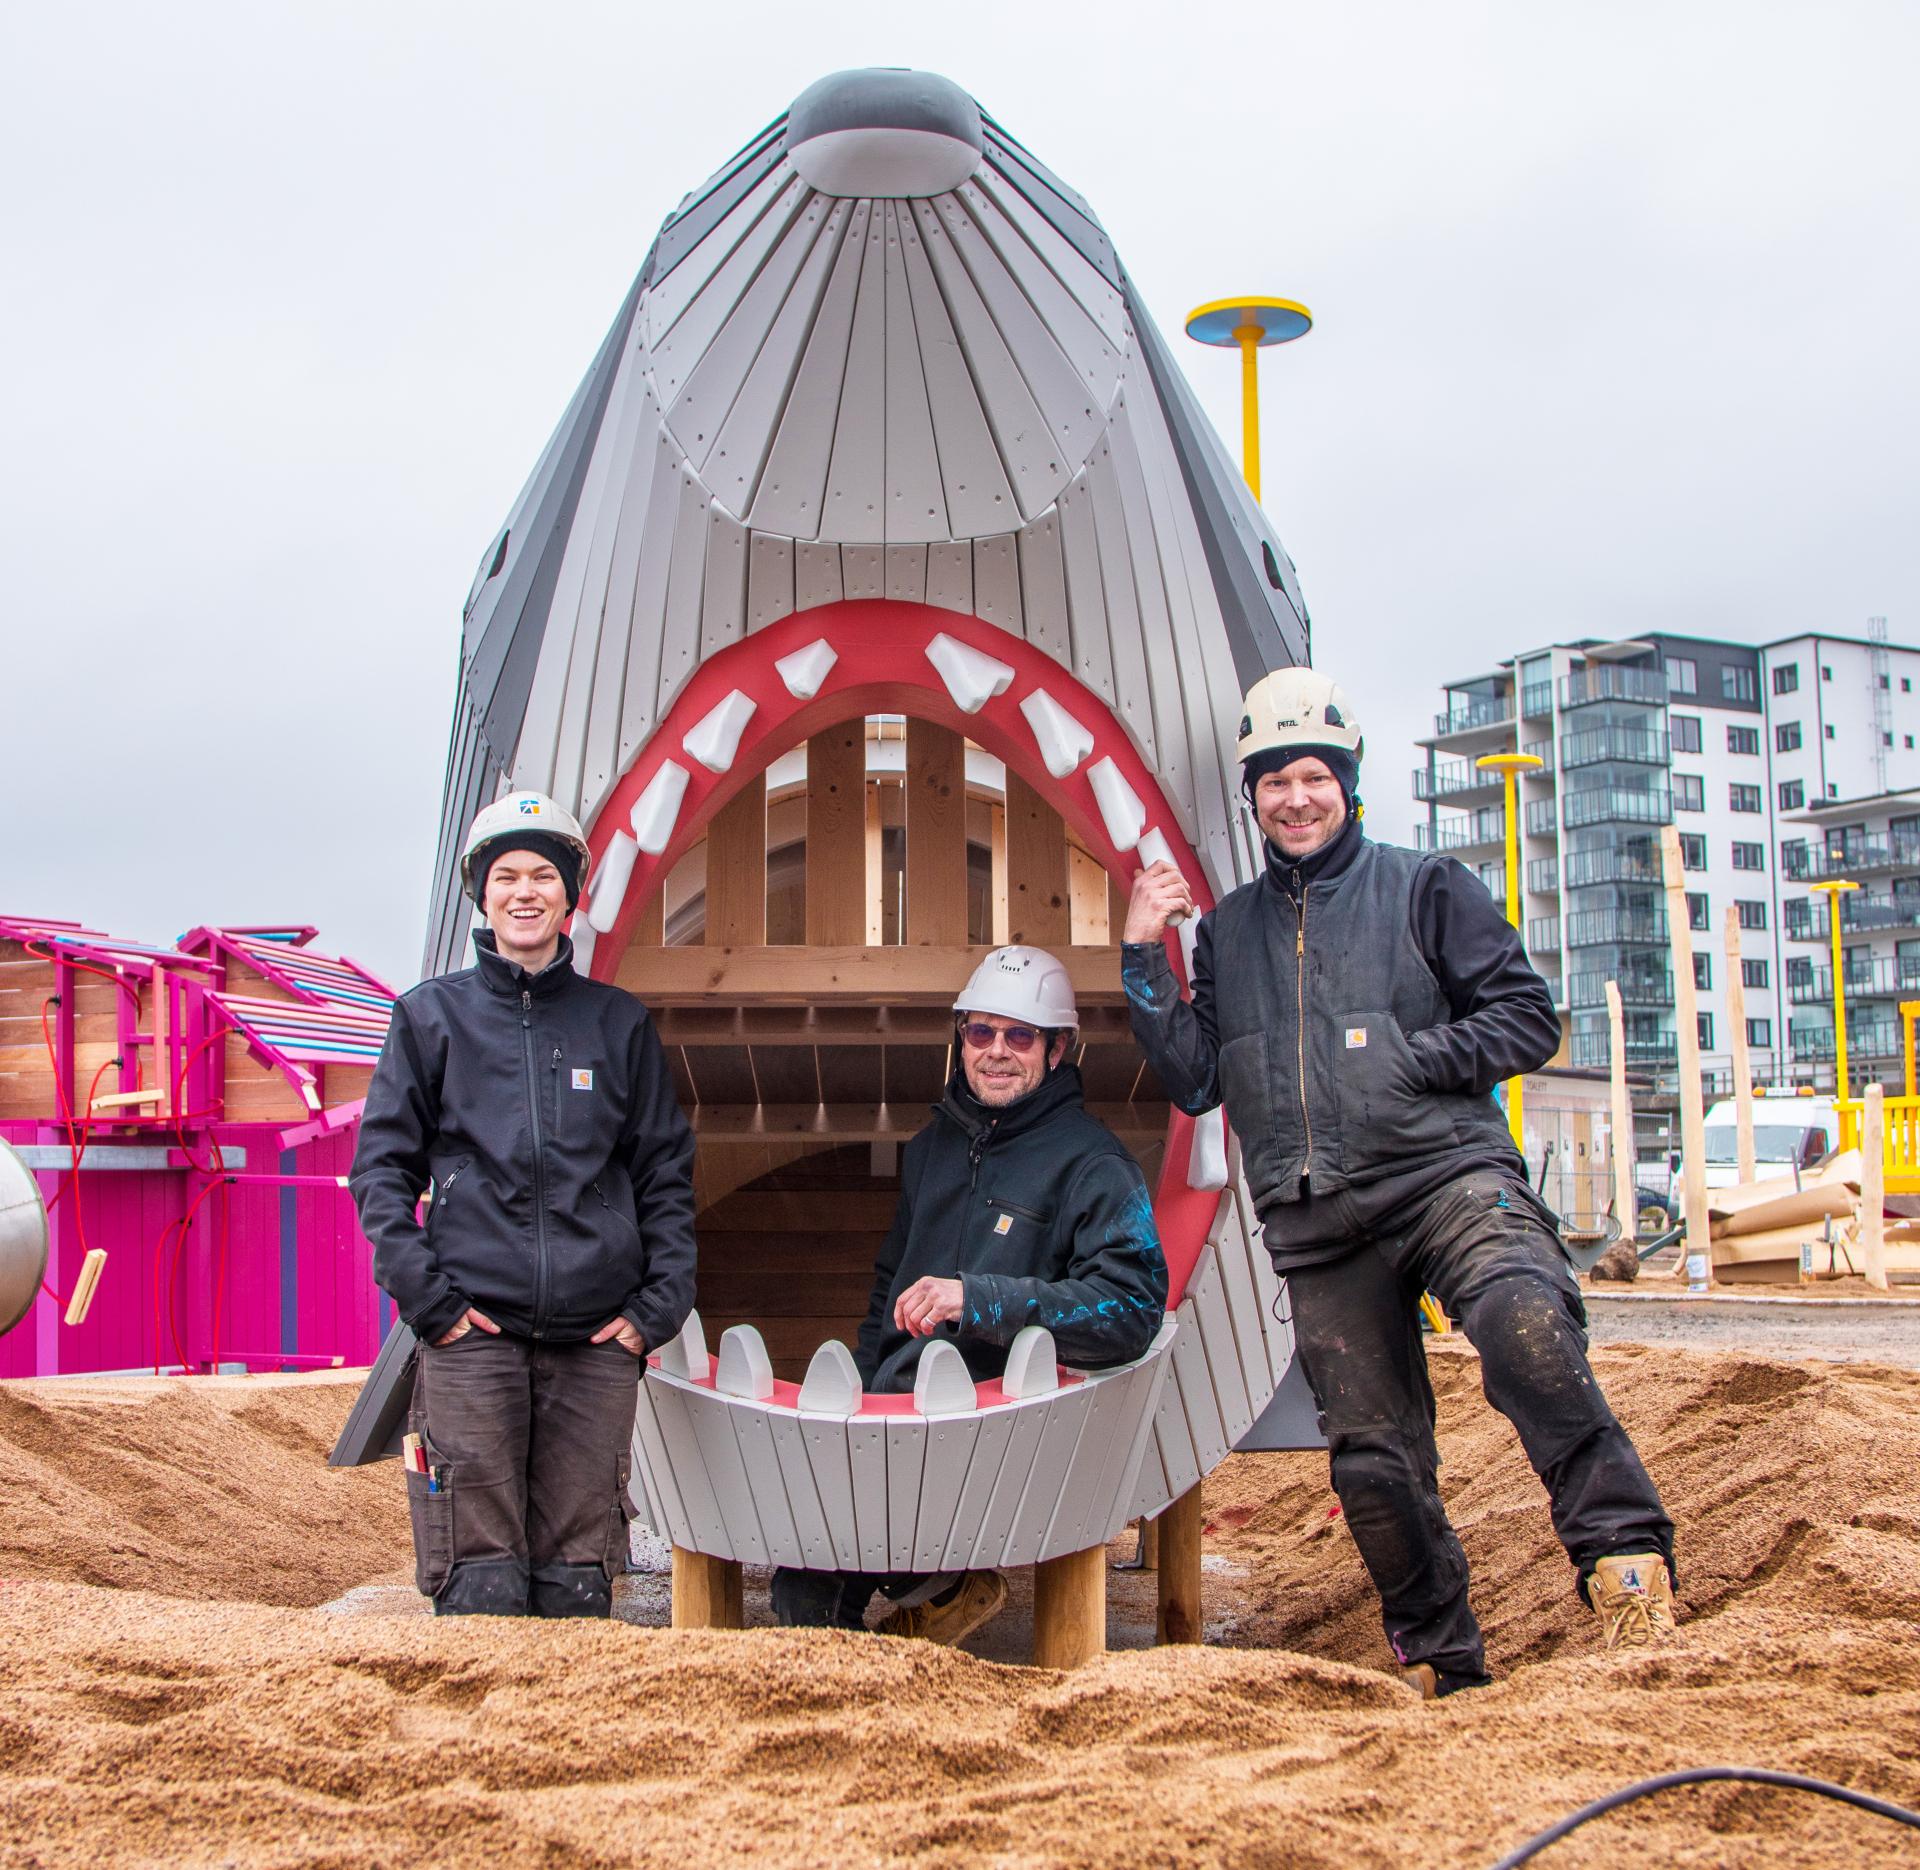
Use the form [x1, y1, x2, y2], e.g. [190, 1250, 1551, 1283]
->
[1586, 1293, 1920, 1367]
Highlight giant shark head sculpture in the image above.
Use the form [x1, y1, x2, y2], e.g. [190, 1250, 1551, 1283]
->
[425, 68, 1315, 1571]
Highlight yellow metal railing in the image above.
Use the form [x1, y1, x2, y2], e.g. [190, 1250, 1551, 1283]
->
[1837, 1093, 1920, 1194]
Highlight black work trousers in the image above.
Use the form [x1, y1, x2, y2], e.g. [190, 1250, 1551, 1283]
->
[407, 1330, 640, 1618]
[1286, 1169, 1673, 1685]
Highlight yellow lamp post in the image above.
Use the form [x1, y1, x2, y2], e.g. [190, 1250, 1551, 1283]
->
[1901, 998, 1920, 1101]
[1183, 297, 1313, 502]
[1476, 751, 1545, 1149]
[1809, 880, 1861, 1099]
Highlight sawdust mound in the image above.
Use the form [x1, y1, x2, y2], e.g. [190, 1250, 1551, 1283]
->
[0, 1349, 1917, 1868]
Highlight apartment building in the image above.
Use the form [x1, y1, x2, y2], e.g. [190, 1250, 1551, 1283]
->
[1414, 623, 1920, 1096]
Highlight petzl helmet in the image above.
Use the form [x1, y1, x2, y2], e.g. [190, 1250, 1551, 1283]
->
[953, 945, 1078, 1032]
[1235, 668, 1363, 767]
[460, 792, 593, 900]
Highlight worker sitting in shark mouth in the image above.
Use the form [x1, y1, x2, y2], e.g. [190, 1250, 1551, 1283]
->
[771, 946, 1168, 1643]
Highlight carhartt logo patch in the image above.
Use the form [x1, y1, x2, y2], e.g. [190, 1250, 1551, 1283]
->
[1345, 1027, 1368, 1049]
[571, 1069, 594, 1091]
[994, 1213, 1014, 1235]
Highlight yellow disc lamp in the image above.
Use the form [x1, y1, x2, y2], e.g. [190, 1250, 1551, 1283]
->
[1184, 297, 1313, 502]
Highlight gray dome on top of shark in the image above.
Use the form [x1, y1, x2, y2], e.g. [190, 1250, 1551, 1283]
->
[427, 68, 1311, 977]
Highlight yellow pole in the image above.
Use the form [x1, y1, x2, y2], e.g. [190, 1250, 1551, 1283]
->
[1811, 881, 1860, 1100]
[1234, 325, 1263, 501]
[1903, 1000, 1920, 1100]
[1476, 752, 1545, 1151]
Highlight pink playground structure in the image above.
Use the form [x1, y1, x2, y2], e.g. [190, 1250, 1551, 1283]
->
[0, 917, 394, 1378]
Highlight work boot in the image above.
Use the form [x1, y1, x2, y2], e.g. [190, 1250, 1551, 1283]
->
[1585, 1554, 1678, 1649]
[876, 1571, 1008, 1646]
[1400, 1663, 1491, 1700]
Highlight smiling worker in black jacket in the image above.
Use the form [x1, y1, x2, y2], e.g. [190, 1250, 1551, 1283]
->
[1124, 669, 1677, 1695]
[772, 945, 1167, 1645]
[352, 791, 695, 1620]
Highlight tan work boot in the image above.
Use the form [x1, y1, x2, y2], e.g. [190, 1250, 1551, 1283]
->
[1585, 1553, 1678, 1649]
[876, 1571, 1008, 1646]
[1402, 1664, 1438, 1700]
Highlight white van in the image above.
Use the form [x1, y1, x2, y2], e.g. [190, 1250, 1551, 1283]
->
[1698, 1091, 1840, 1190]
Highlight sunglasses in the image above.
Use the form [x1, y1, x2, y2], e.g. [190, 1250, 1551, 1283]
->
[957, 1021, 1045, 1053]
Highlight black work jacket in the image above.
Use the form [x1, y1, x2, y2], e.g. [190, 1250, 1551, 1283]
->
[855, 1065, 1168, 1394]
[351, 932, 697, 1349]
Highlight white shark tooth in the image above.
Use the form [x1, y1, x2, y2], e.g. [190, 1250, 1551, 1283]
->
[568, 918, 597, 972]
[1187, 1107, 1228, 1190]
[925, 632, 1014, 714]
[1019, 687, 1095, 778]
[629, 760, 691, 855]
[1177, 913, 1201, 983]
[1087, 757, 1148, 853]
[584, 831, 638, 934]
[715, 1324, 776, 1400]
[913, 1339, 977, 1416]
[1001, 1324, 1061, 1400]
[797, 1339, 862, 1415]
[1135, 828, 1176, 873]
[682, 689, 757, 773]
[656, 1308, 711, 1383]
[774, 637, 838, 699]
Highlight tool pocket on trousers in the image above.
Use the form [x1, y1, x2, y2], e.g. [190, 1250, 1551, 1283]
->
[406, 1462, 455, 1596]
[603, 1448, 635, 1580]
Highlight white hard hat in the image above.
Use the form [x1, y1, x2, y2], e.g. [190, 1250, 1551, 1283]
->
[460, 791, 593, 899]
[953, 945, 1078, 1032]
[1235, 668, 1363, 766]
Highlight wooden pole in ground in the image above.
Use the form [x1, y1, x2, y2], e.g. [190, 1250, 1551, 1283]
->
[1032, 1543, 1107, 1668]
[1659, 827, 1711, 1285]
[1724, 907, 1757, 1184]
[1156, 1484, 1204, 1644]
[671, 1549, 744, 1629]
[1861, 1082, 1889, 1291]
[1604, 981, 1636, 1228]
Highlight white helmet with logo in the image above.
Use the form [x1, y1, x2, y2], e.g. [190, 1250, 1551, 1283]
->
[460, 791, 593, 899]
[953, 945, 1078, 1032]
[1235, 668, 1363, 766]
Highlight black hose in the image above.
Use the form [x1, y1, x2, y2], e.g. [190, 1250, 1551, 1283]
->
[1488, 1765, 1920, 1868]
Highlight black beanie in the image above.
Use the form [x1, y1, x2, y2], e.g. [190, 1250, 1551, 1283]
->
[472, 832, 583, 910]
[1242, 743, 1362, 811]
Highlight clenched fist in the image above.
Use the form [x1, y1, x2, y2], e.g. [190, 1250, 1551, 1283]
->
[1123, 861, 1195, 943]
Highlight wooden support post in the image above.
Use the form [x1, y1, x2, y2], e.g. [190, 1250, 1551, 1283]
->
[705, 776, 767, 947]
[1005, 773, 1070, 947]
[990, 802, 1009, 945]
[807, 722, 868, 946]
[1032, 1543, 1106, 1669]
[671, 1548, 744, 1629]
[152, 967, 173, 1119]
[1155, 1483, 1204, 1645]
[1862, 1083, 1889, 1291]
[1604, 981, 1637, 1229]
[905, 719, 967, 945]
[635, 887, 665, 947]
[1660, 827, 1710, 1284]
[1724, 907, 1756, 1183]
[1137, 1515, 1160, 1569]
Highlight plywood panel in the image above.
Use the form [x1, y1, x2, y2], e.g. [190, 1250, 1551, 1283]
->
[806, 723, 868, 945]
[904, 720, 967, 946]
[704, 777, 767, 946]
[1005, 773, 1070, 947]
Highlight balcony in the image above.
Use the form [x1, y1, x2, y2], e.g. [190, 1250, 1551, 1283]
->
[1413, 758, 1507, 804]
[1431, 695, 1515, 738]
[1565, 908, 1670, 948]
[1786, 955, 1920, 1005]
[1560, 786, 1672, 831]
[1569, 1030, 1678, 1070]
[1527, 916, 1562, 952]
[1521, 680, 1555, 720]
[1785, 891, 1920, 942]
[1559, 847, 1662, 889]
[1527, 856, 1560, 894]
[1560, 727, 1671, 771]
[1415, 812, 1505, 853]
[1525, 797, 1559, 837]
[1568, 971, 1675, 1011]
[1790, 1023, 1905, 1065]
[1559, 666, 1668, 710]
[1781, 830, 1920, 882]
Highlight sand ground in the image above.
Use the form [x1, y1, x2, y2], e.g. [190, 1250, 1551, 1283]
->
[1, 1312, 1917, 1868]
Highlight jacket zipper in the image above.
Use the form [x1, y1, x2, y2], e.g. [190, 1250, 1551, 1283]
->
[1293, 879, 1314, 1175]
[522, 988, 550, 1336]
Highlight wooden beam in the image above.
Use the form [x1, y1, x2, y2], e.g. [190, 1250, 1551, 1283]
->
[705, 777, 767, 947]
[671, 1548, 744, 1629]
[683, 1101, 1167, 1142]
[1005, 772, 1070, 947]
[807, 722, 867, 945]
[617, 943, 1128, 1005]
[649, 1003, 1140, 1047]
[1723, 907, 1756, 1183]
[1861, 1082, 1888, 1290]
[1156, 1483, 1203, 1645]
[905, 720, 967, 946]
[1660, 826, 1710, 1282]
[1032, 1542, 1106, 1669]
[990, 801, 1008, 944]
[1604, 981, 1636, 1228]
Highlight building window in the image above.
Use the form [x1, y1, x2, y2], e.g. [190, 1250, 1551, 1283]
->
[1822, 664, 1833, 681]
[1664, 655, 1696, 695]
[1829, 783, 1838, 798]
[1729, 783, 1762, 813]
[1721, 665, 1757, 703]
[1787, 956, 1814, 991]
[1727, 724, 1760, 755]
[1670, 714, 1702, 754]
[1776, 721, 1802, 752]
[1747, 1018, 1772, 1048]
[1674, 773, 1705, 812]
[1732, 841, 1764, 870]
[1904, 677, 1913, 693]
[1779, 780, 1805, 810]
[1906, 735, 1916, 750]
[1679, 832, 1707, 870]
[1697, 1012, 1714, 1050]
[1773, 664, 1799, 694]
[1742, 958, 1769, 989]
[1825, 723, 1836, 739]
[1884, 732, 1895, 748]
[1693, 953, 1711, 991]
[1879, 673, 1891, 689]
[1737, 899, 1767, 930]
[1686, 891, 1710, 931]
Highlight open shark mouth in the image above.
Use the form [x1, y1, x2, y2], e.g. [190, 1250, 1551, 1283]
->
[571, 602, 1293, 1568]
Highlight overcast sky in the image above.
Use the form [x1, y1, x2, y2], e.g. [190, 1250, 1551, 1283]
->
[4, 2, 1915, 987]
